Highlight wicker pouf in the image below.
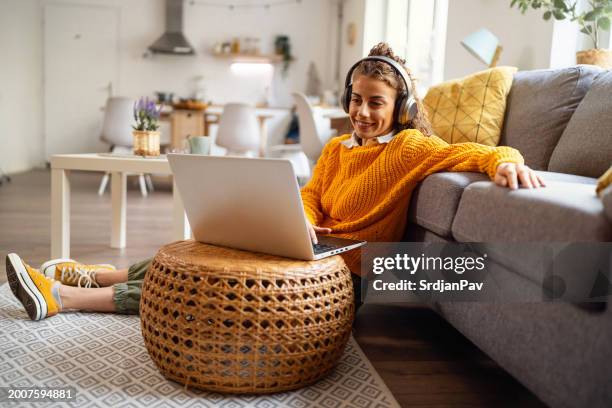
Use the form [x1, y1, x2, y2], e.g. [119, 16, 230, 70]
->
[140, 240, 354, 394]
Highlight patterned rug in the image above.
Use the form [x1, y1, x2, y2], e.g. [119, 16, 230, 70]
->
[0, 284, 399, 408]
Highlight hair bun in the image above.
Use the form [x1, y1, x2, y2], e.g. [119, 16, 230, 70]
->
[368, 42, 407, 67]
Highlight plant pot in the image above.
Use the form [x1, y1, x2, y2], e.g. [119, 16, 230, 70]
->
[576, 48, 612, 69]
[132, 130, 160, 156]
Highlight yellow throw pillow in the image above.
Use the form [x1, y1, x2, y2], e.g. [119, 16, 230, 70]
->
[424, 66, 517, 146]
[596, 165, 612, 197]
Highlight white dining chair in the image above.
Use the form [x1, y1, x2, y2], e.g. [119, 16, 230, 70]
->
[97, 97, 153, 197]
[215, 103, 261, 157]
[292, 92, 337, 165]
[214, 103, 311, 181]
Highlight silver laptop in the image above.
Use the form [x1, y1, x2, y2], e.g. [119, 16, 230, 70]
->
[167, 154, 366, 260]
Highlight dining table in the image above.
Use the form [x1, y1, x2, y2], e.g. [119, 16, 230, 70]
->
[50, 153, 190, 259]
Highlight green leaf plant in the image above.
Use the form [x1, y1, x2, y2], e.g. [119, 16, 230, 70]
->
[510, 0, 612, 49]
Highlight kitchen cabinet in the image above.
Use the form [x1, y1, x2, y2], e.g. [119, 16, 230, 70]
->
[170, 110, 205, 149]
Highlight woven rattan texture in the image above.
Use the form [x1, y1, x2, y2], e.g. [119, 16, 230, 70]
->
[140, 240, 355, 394]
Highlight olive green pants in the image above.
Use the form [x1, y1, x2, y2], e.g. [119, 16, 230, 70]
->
[112, 258, 152, 315]
[113, 258, 365, 315]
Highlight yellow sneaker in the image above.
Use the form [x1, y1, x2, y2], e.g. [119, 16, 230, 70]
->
[6, 253, 61, 321]
[40, 259, 115, 288]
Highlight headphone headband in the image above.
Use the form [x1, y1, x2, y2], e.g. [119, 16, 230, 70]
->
[344, 55, 411, 94]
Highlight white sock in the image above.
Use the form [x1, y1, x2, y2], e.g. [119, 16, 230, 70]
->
[51, 282, 63, 309]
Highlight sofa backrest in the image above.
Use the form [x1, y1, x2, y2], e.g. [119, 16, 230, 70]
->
[499, 65, 602, 170]
[548, 70, 612, 178]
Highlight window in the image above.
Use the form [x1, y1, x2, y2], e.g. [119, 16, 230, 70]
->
[550, 0, 611, 68]
[374, 0, 448, 95]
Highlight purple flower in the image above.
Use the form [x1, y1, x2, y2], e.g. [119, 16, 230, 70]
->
[132, 96, 161, 131]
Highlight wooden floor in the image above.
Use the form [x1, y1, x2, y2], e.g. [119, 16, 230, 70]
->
[0, 169, 545, 407]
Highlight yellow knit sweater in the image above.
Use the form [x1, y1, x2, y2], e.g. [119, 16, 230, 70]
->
[300, 129, 524, 275]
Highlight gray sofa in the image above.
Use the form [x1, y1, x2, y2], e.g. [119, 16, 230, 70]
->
[404, 66, 612, 408]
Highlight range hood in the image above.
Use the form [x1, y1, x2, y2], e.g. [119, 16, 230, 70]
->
[148, 0, 195, 55]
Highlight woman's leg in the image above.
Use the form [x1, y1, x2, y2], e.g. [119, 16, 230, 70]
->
[59, 259, 152, 314]
[111, 258, 152, 315]
[7, 254, 151, 320]
[95, 268, 129, 287]
[59, 285, 116, 312]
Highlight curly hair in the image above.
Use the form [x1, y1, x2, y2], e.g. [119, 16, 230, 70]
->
[352, 42, 433, 136]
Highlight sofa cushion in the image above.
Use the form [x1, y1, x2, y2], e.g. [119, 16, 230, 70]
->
[500, 65, 602, 170]
[548, 70, 612, 178]
[539, 171, 596, 185]
[452, 172, 611, 242]
[424, 66, 517, 146]
[408, 172, 488, 237]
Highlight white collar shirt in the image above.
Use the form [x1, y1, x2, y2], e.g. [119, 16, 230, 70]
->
[340, 130, 397, 149]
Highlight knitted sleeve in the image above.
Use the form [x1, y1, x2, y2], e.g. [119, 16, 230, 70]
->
[402, 132, 524, 180]
[300, 143, 331, 225]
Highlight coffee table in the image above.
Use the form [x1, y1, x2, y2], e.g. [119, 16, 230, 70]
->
[50, 153, 191, 258]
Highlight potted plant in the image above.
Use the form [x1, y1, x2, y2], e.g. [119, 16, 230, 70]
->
[274, 35, 294, 77]
[132, 97, 162, 156]
[511, 0, 612, 68]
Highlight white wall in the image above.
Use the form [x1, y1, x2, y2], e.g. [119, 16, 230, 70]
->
[444, 0, 554, 80]
[338, 0, 367, 89]
[0, 0, 44, 174]
[35, 0, 337, 106]
[109, 0, 337, 108]
[550, 18, 580, 69]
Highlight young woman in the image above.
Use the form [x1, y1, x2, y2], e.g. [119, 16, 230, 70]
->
[6, 43, 544, 321]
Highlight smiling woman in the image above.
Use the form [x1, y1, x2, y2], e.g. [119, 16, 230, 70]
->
[299, 42, 544, 311]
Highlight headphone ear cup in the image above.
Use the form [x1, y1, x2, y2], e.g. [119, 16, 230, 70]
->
[407, 97, 418, 122]
[404, 96, 419, 123]
[395, 93, 409, 125]
[341, 85, 352, 113]
[396, 94, 418, 125]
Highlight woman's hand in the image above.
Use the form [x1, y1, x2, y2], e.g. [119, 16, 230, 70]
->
[306, 220, 332, 244]
[494, 162, 546, 189]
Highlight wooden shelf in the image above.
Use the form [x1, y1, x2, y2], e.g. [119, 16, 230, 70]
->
[211, 52, 284, 64]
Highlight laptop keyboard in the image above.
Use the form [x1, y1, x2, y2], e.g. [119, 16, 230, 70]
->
[312, 243, 339, 254]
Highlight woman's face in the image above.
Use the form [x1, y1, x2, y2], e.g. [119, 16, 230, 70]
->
[348, 75, 397, 141]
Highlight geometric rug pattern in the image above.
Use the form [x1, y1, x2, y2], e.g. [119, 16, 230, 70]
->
[423, 66, 517, 146]
[0, 284, 399, 408]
